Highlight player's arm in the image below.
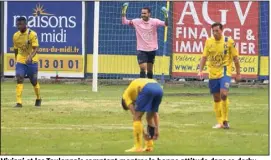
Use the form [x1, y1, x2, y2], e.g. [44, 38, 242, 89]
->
[155, 18, 167, 27]
[198, 40, 209, 79]
[233, 56, 241, 81]
[128, 103, 135, 115]
[13, 34, 18, 62]
[199, 57, 207, 73]
[31, 33, 39, 57]
[30, 47, 38, 58]
[231, 40, 241, 82]
[121, 2, 133, 26]
[153, 113, 159, 140]
[27, 33, 39, 63]
[155, 7, 169, 27]
[14, 49, 18, 63]
[122, 81, 136, 111]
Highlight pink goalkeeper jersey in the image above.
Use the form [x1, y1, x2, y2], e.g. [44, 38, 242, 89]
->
[122, 17, 165, 51]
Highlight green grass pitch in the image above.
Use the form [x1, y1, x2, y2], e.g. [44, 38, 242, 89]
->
[1, 82, 269, 155]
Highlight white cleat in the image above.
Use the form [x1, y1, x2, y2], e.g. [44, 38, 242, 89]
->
[212, 123, 223, 129]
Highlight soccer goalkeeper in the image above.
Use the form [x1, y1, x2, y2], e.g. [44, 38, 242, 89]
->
[13, 17, 41, 107]
[122, 3, 168, 79]
[198, 22, 241, 129]
[121, 78, 163, 152]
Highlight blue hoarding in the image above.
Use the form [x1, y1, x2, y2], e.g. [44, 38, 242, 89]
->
[7, 1, 82, 55]
[260, 1, 269, 57]
[259, 1, 269, 80]
[4, 2, 85, 77]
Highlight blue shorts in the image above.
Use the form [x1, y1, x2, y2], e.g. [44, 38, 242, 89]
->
[16, 62, 38, 78]
[135, 83, 163, 112]
[209, 76, 231, 94]
[137, 50, 156, 64]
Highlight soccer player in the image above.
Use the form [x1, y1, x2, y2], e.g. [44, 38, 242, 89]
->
[13, 17, 42, 107]
[198, 22, 241, 129]
[122, 3, 168, 79]
[121, 78, 163, 152]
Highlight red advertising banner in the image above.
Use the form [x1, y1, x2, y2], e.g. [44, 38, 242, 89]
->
[172, 1, 259, 78]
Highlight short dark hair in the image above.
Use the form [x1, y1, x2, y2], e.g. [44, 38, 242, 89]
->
[142, 7, 151, 13]
[121, 98, 129, 110]
[211, 22, 223, 30]
[16, 17, 27, 23]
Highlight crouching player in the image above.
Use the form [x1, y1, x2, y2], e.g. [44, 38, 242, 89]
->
[121, 78, 163, 152]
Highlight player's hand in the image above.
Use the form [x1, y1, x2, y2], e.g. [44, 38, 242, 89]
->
[153, 127, 159, 140]
[198, 71, 204, 80]
[235, 74, 241, 83]
[122, 2, 129, 15]
[161, 7, 168, 18]
[26, 55, 32, 64]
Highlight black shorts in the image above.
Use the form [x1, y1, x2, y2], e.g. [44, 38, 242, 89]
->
[137, 50, 156, 64]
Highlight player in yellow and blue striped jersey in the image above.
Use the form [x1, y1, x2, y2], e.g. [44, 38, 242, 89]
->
[13, 17, 41, 108]
[198, 22, 241, 129]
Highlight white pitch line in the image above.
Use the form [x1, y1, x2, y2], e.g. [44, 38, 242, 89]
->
[178, 129, 268, 137]
[225, 131, 268, 137]
[2, 126, 268, 137]
[1, 123, 268, 137]
[1, 122, 199, 127]
[1, 125, 132, 130]
[1, 122, 199, 131]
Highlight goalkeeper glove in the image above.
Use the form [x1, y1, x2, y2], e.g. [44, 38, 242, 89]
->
[161, 6, 168, 18]
[122, 2, 129, 15]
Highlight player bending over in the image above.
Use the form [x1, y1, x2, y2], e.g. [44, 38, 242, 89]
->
[198, 22, 241, 129]
[13, 17, 42, 107]
[121, 78, 163, 152]
[122, 3, 168, 79]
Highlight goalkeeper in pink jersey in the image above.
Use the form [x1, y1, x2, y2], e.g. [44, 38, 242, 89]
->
[122, 3, 168, 79]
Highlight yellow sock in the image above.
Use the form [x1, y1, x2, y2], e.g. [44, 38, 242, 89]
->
[133, 121, 143, 149]
[16, 84, 24, 104]
[221, 99, 229, 122]
[214, 101, 222, 124]
[34, 83, 41, 99]
[145, 140, 154, 148]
